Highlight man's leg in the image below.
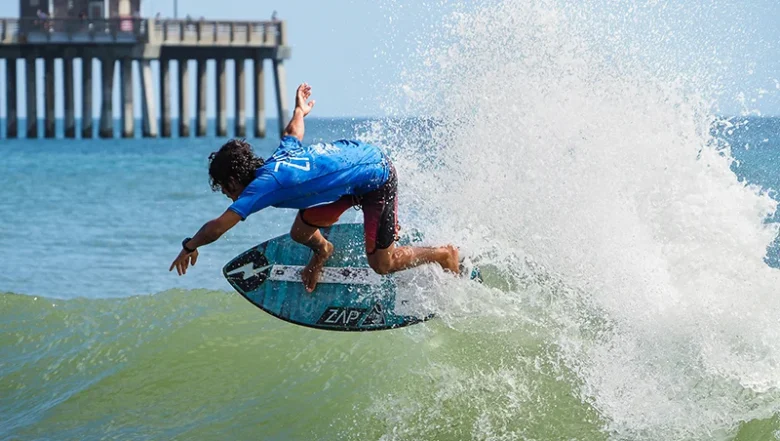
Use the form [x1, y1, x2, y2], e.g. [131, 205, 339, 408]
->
[361, 164, 459, 275]
[289, 213, 334, 292]
[367, 242, 459, 275]
[290, 197, 352, 292]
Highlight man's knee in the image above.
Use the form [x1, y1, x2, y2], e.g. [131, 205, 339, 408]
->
[368, 253, 393, 275]
[289, 226, 306, 244]
[290, 213, 316, 244]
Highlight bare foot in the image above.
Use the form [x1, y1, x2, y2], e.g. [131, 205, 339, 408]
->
[302, 241, 335, 292]
[441, 245, 460, 274]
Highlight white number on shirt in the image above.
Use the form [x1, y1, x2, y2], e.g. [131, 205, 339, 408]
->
[273, 157, 311, 172]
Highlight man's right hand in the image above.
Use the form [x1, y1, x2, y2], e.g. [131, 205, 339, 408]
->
[295, 83, 315, 117]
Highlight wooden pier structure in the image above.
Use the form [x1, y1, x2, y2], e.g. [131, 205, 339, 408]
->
[0, 17, 291, 139]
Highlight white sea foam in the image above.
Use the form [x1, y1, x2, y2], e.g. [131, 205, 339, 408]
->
[362, 0, 780, 439]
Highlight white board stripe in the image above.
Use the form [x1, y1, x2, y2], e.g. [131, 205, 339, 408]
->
[268, 265, 383, 286]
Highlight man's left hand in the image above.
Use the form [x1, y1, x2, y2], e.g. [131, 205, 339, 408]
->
[295, 83, 315, 116]
[169, 249, 199, 275]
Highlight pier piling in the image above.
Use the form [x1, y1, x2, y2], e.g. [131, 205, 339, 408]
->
[120, 58, 134, 138]
[272, 60, 289, 138]
[99, 58, 115, 139]
[178, 59, 190, 137]
[64, 58, 76, 138]
[139, 60, 158, 138]
[44, 58, 55, 138]
[25, 57, 36, 138]
[82, 58, 93, 138]
[159, 59, 171, 138]
[5, 59, 17, 138]
[254, 58, 266, 138]
[196, 59, 207, 137]
[216, 58, 227, 137]
[235, 59, 246, 138]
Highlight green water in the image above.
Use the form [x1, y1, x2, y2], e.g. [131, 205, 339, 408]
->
[1, 289, 610, 441]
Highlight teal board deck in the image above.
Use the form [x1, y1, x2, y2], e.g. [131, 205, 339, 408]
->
[222, 223, 434, 331]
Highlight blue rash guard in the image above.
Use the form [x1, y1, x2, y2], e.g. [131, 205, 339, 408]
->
[228, 136, 391, 220]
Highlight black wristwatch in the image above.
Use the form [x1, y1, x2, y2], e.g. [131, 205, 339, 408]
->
[182, 237, 197, 253]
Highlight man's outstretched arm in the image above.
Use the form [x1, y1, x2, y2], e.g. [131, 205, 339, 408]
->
[284, 107, 306, 141]
[185, 208, 242, 249]
[168, 208, 242, 276]
[283, 83, 315, 141]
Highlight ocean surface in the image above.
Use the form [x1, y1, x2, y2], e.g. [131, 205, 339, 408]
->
[4, 2, 780, 440]
[1, 114, 779, 441]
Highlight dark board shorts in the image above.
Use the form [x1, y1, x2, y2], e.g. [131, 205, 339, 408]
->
[299, 162, 398, 255]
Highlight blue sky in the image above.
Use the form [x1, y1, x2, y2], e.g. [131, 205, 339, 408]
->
[0, 0, 444, 119]
[0, 0, 778, 118]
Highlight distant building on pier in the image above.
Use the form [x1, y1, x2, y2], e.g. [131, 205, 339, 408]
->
[21, 0, 142, 20]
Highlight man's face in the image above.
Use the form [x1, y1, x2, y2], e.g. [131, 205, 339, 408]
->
[221, 186, 240, 202]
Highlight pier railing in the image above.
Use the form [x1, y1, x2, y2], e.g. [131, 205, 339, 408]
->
[0, 17, 286, 46]
[154, 20, 285, 46]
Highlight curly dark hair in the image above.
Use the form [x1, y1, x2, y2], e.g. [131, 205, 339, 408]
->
[208, 139, 265, 193]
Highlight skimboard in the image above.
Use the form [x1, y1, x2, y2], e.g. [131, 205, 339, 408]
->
[222, 223, 481, 331]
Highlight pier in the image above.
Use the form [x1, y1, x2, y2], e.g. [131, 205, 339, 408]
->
[0, 17, 291, 139]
